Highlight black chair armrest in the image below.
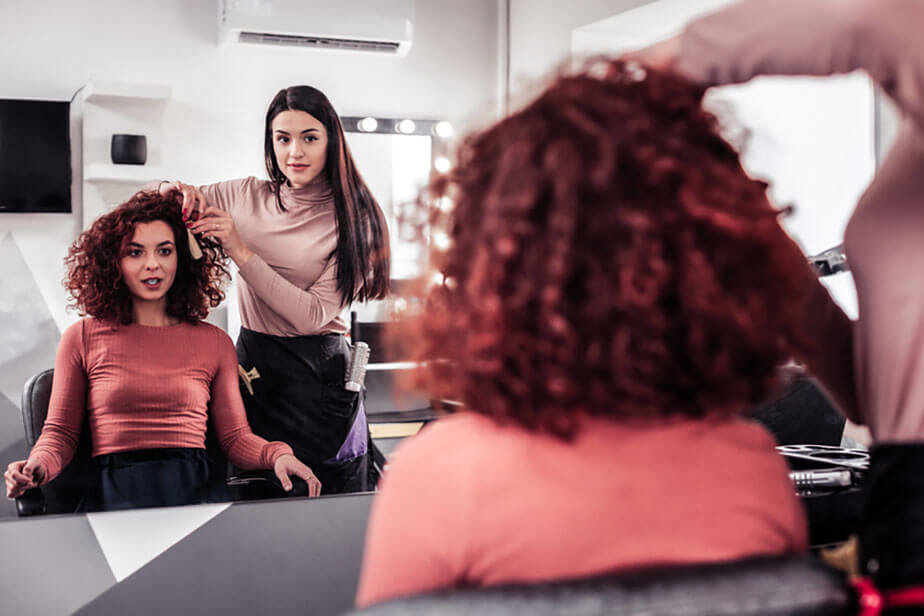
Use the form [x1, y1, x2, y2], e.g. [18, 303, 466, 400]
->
[16, 487, 47, 517]
[226, 469, 309, 501]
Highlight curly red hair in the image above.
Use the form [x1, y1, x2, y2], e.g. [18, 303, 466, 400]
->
[411, 60, 816, 438]
[65, 190, 229, 324]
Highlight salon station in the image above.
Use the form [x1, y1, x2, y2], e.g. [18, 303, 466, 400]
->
[1, 0, 913, 615]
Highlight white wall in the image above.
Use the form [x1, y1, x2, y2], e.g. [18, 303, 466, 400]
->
[507, 0, 655, 99]
[569, 0, 875, 319]
[0, 0, 500, 333]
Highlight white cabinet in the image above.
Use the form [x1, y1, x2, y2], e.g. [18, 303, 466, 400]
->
[71, 80, 171, 229]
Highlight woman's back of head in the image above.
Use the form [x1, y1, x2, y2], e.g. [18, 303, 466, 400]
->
[416, 60, 813, 438]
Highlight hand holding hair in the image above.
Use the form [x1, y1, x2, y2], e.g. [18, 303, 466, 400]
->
[621, 35, 681, 72]
[157, 181, 208, 221]
[188, 205, 254, 267]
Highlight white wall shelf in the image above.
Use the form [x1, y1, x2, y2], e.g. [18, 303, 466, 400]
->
[74, 80, 172, 228]
[81, 80, 172, 104]
[85, 163, 165, 184]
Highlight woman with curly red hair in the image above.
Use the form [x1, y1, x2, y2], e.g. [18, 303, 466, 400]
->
[4, 190, 320, 511]
[355, 61, 825, 606]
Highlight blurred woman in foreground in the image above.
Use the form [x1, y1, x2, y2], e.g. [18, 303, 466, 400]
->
[356, 59, 823, 607]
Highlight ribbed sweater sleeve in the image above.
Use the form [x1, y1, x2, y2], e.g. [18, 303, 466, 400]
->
[198, 178, 246, 214]
[677, 0, 924, 130]
[28, 321, 88, 484]
[196, 176, 349, 336]
[236, 252, 344, 333]
[207, 328, 293, 468]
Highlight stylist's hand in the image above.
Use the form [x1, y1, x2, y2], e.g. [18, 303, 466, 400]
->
[158, 181, 208, 221]
[4, 459, 44, 499]
[188, 205, 254, 266]
[621, 35, 680, 72]
[274, 454, 322, 497]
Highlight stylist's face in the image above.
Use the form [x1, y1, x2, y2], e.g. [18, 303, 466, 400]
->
[272, 110, 329, 188]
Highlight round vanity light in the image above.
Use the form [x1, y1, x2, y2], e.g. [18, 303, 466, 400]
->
[397, 119, 416, 134]
[432, 231, 451, 251]
[358, 117, 378, 132]
[433, 156, 451, 173]
[434, 121, 454, 138]
[436, 196, 454, 212]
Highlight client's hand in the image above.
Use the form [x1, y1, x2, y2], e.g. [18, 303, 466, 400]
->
[274, 454, 322, 497]
[4, 459, 44, 499]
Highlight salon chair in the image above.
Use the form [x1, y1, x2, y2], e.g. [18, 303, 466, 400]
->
[15, 369, 305, 516]
[347, 555, 856, 616]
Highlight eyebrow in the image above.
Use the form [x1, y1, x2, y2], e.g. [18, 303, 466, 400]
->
[273, 128, 321, 135]
[127, 240, 176, 248]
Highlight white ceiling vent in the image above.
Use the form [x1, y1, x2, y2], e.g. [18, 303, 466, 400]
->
[218, 0, 414, 55]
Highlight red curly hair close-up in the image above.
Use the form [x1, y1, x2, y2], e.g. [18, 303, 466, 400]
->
[413, 60, 816, 439]
[65, 190, 229, 324]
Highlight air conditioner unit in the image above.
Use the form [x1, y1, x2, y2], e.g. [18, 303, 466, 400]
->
[218, 0, 414, 55]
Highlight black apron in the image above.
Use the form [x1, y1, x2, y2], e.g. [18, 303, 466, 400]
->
[859, 443, 924, 593]
[235, 328, 378, 495]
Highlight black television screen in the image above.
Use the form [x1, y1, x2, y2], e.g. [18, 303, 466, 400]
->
[0, 99, 71, 213]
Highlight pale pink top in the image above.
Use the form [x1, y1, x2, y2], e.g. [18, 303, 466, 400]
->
[200, 177, 348, 337]
[356, 413, 807, 607]
[678, 0, 924, 441]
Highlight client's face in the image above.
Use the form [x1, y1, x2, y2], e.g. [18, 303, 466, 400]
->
[119, 220, 178, 304]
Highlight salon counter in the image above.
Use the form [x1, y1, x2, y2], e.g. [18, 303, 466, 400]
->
[0, 492, 373, 616]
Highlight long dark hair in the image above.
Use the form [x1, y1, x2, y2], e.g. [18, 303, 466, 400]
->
[264, 85, 390, 305]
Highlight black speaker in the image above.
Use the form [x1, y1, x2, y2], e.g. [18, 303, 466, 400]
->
[110, 134, 147, 165]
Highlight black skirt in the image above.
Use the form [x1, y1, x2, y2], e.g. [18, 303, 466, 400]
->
[236, 328, 377, 495]
[85, 447, 225, 512]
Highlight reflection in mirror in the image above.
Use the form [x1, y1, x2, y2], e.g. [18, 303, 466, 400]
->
[342, 116, 450, 282]
[341, 118, 448, 446]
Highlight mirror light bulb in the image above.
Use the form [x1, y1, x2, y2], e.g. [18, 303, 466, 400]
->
[434, 121, 454, 138]
[434, 157, 451, 173]
[358, 117, 378, 132]
[397, 119, 416, 134]
[432, 231, 451, 250]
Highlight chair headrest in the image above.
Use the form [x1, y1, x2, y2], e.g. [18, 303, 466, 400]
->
[350, 555, 855, 616]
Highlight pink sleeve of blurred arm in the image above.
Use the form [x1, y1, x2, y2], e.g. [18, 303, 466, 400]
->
[678, 0, 924, 130]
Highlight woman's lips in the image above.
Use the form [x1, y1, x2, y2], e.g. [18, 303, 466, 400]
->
[288, 164, 310, 171]
[142, 278, 162, 289]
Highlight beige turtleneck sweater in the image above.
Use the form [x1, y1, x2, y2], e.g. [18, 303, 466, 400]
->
[199, 177, 348, 337]
[677, 0, 924, 442]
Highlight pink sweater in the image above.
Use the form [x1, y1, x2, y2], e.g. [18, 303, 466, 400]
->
[198, 177, 348, 337]
[356, 413, 806, 607]
[677, 0, 924, 441]
[29, 318, 292, 483]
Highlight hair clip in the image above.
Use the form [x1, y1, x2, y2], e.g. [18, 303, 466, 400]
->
[187, 228, 203, 260]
